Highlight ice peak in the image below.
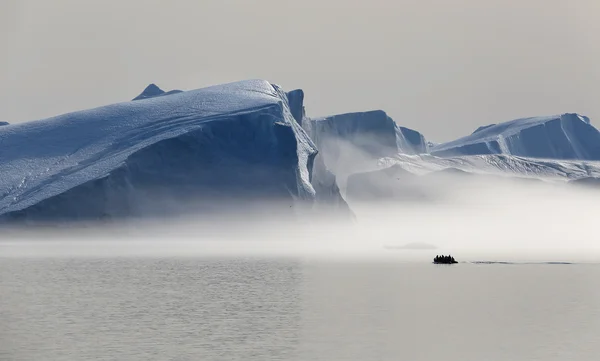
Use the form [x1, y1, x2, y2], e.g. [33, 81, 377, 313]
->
[138, 83, 164, 97]
[132, 83, 183, 101]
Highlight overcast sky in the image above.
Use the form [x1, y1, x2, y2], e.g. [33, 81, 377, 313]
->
[1, 0, 599, 141]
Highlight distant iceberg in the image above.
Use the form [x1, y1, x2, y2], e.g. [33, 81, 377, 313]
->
[431, 113, 600, 160]
[304, 110, 427, 160]
[303, 110, 428, 192]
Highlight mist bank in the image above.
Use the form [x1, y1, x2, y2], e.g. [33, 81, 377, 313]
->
[2, 173, 599, 261]
[2, 76, 600, 262]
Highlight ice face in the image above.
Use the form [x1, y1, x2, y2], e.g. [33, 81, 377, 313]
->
[0, 80, 352, 222]
[431, 113, 600, 160]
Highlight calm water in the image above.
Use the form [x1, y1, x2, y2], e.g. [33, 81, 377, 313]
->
[1, 256, 599, 361]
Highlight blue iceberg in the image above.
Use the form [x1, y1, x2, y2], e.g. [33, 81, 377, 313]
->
[0, 80, 350, 222]
[431, 113, 600, 160]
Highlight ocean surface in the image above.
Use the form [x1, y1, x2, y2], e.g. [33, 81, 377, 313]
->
[1, 249, 599, 361]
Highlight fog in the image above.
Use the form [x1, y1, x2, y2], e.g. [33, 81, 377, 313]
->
[2, 113, 599, 262]
[2, 175, 599, 263]
[2, 129, 600, 262]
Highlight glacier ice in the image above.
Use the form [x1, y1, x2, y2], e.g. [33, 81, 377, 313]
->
[302, 110, 427, 192]
[132, 83, 183, 101]
[304, 110, 427, 161]
[286, 89, 305, 125]
[431, 113, 600, 160]
[378, 153, 600, 180]
[2, 76, 600, 224]
[0, 80, 352, 222]
[346, 155, 561, 203]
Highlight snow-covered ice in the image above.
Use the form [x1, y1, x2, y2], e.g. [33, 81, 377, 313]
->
[431, 113, 600, 160]
[0, 80, 351, 222]
[1, 79, 600, 223]
[304, 110, 427, 161]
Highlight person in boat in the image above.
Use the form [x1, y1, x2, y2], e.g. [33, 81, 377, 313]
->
[434, 255, 457, 263]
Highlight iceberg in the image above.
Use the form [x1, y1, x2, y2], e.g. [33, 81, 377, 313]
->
[286, 89, 305, 125]
[346, 150, 600, 202]
[302, 110, 427, 192]
[2, 75, 599, 224]
[304, 110, 427, 161]
[132, 83, 183, 101]
[378, 153, 600, 180]
[0, 80, 350, 223]
[431, 113, 600, 160]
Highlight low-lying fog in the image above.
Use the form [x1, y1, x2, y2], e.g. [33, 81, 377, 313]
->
[2, 173, 599, 263]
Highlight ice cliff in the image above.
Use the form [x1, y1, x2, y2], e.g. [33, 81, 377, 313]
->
[304, 110, 427, 160]
[0, 80, 351, 222]
[3, 77, 600, 223]
[302, 110, 427, 192]
[286, 89, 305, 125]
[431, 113, 600, 160]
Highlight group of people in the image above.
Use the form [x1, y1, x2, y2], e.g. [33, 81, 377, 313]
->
[433, 255, 457, 264]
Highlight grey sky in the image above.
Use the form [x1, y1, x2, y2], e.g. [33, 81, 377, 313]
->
[1, 0, 599, 141]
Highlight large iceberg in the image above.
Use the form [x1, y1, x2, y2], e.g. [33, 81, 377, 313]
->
[3, 76, 600, 224]
[431, 113, 600, 160]
[0, 80, 351, 222]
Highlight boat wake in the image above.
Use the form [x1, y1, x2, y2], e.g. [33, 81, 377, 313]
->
[468, 261, 573, 265]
